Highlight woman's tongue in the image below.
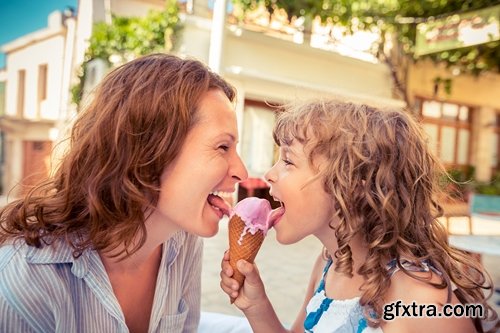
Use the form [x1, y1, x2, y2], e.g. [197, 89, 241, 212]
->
[207, 194, 231, 217]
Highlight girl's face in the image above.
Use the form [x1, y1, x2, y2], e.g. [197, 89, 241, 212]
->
[151, 89, 248, 237]
[265, 139, 334, 244]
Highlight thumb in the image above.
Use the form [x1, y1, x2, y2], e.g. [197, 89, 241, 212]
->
[237, 260, 261, 285]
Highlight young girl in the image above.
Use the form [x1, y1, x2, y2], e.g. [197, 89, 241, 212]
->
[220, 99, 497, 332]
[0, 54, 247, 332]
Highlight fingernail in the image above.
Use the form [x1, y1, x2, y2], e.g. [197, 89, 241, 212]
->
[237, 261, 245, 270]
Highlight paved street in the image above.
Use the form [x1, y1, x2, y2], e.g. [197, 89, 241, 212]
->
[201, 216, 500, 328]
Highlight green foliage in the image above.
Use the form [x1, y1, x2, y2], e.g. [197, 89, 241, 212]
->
[473, 171, 500, 195]
[443, 167, 500, 197]
[72, 0, 182, 105]
[440, 166, 475, 201]
[231, 0, 500, 75]
[71, 64, 87, 107]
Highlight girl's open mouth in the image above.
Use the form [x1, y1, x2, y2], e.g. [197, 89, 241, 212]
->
[268, 203, 285, 228]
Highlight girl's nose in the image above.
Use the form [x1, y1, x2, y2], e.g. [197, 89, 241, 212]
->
[231, 153, 248, 182]
[264, 164, 277, 184]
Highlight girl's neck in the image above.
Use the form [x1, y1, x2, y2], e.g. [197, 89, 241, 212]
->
[322, 232, 369, 273]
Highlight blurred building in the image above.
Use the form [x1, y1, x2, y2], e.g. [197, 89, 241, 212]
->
[0, 69, 6, 195]
[408, 60, 500, 182]
[0, 0, 497, 201]
[0, 10, 77, 197]
[0, 0, 400, 200]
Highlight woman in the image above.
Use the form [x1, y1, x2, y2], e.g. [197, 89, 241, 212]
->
[0, 53, 248, 333]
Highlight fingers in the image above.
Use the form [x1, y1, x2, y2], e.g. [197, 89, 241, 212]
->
[236, 259, 261, 285]
[219, 276, 239, 299]
[220, 250, 240, 299]
[220, 264, 238, 287]
[221, 253, 234, 276]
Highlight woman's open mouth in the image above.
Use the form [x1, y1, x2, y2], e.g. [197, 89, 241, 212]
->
[207, 192, 231, 218]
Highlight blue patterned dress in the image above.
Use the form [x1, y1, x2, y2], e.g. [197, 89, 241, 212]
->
[303, 258, 441, 333]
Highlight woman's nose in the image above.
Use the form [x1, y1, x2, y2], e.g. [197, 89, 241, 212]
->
[231, 153, 248, 182]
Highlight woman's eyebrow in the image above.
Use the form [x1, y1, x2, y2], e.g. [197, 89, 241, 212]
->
[215, 133, 236, 142]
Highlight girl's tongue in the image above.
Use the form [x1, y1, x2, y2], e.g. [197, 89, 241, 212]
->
[267, 206, 285, 228]
[207, 194, 231, 217]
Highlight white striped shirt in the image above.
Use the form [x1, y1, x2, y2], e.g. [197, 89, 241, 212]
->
[0, 231, 202, 333]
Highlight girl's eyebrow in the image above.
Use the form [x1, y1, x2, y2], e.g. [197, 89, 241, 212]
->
[282, 146, 297, 157]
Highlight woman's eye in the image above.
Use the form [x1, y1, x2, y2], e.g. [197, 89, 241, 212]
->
[282, 158, 293, 166]
[218, 145, 229, 152]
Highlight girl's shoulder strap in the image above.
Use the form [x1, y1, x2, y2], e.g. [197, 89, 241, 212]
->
[386, 258, 443, 278]
[322, 257, 333, 276]
[315, 257, 333, 293]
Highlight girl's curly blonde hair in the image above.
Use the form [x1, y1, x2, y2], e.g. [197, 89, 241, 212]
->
[273, 99, 496, 332]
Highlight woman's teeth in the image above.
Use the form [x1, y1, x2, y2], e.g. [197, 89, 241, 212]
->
[210, 191, 232, 197]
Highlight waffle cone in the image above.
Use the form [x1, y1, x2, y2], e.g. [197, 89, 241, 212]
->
[228, 215, 264, 301]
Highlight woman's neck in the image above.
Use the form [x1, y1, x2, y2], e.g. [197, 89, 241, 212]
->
[99, 241, 162, 274]
[99, 210, 180, 273]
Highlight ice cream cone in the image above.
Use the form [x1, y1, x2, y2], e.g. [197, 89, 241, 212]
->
[228, 214, 265, 302]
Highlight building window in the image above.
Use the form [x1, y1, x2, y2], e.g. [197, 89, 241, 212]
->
[238, 100, 280, 206]
[241, 100, 278, 176]
[38, 64, 48, 100]
[493, 113, 500, 174]
[418, 98, 472, 169]
[37, 64, 48, 118]
[0, 81, 5, 116]
[33, 141, 45, 151]
[17, 69, 26, 117]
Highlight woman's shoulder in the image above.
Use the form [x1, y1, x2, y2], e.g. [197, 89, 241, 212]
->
[0, 238, 74, 277]
[0, 240, 25, 272]
[0, 241, 73, 309]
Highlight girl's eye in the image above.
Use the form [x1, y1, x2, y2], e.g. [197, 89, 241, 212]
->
[282, 158, 294, 166]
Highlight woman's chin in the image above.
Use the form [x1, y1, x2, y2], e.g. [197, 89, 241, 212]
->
[195, 208, 222, 237]
[203, 227, 219, 238]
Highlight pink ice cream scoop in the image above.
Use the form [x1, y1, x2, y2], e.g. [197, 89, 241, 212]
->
[230, 197, 272, 242]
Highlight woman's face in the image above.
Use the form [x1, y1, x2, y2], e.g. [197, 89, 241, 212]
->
[265, 139, 333, 245]
[151, 89, 248, 237]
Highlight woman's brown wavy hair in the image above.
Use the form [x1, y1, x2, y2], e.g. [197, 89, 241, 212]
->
[0, 53, 235, 258]
[273, 99, 496, 332]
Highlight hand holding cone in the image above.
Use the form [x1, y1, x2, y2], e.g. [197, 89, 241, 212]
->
[228, 214, 265, 300]
[227, 197, 284, 303]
